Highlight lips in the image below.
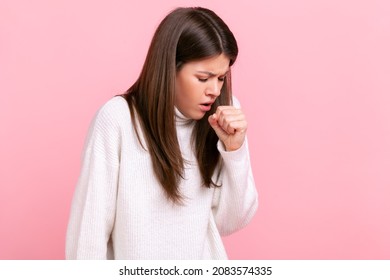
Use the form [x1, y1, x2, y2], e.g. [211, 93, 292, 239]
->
[199, 101, 214, 112]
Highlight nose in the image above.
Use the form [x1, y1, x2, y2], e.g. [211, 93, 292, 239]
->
[205, 80, 221, 97]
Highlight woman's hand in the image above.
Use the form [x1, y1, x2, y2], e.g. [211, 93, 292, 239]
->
[208, 106, 247, 151]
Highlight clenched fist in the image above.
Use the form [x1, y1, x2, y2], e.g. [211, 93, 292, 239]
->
[208, 106, 247, 151]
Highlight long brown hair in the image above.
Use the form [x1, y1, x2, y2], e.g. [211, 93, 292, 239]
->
[120, 7, 238, 203]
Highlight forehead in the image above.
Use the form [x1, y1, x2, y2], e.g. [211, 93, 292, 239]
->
[181, 54, 230, 74]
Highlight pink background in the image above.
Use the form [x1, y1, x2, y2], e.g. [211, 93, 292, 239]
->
[1, 0, 389, 259]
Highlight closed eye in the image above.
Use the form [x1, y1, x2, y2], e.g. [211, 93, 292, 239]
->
[198, 77, 225, 82]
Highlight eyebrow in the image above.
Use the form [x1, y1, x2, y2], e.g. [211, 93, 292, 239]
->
[196, 70, 230, 76]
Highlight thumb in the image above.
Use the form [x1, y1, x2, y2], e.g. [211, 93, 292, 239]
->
[208, 114, 226, 138]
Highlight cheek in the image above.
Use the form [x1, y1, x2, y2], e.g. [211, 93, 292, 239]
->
[176, 77, 189, 100]
[182, 79, 199, 98]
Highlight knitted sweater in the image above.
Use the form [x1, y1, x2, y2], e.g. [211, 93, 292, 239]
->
[66, 96, 258, 259]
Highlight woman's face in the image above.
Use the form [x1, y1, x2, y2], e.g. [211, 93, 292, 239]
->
[175, 54, 230, 120]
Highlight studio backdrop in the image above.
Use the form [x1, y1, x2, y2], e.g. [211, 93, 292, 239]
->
[1, 0, 389, 259]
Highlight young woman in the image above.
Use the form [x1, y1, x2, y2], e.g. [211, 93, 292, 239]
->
[66, 7, 258, 260]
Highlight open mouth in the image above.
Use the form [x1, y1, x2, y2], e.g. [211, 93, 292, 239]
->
[200, 103, 213, 111]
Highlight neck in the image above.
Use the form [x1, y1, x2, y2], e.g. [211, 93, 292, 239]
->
[174, 107, 194, 126]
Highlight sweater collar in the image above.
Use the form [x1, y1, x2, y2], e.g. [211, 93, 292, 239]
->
[174, 107, 195, 126]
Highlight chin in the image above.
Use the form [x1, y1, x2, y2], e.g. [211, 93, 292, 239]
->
[193, 113, 206, 121]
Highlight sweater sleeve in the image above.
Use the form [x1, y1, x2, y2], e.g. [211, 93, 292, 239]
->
[66, 101, 121, 259]
[211, 97, 258, 236]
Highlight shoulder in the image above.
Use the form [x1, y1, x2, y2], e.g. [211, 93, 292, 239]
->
[92, 96, 130, 130]
[84, 96, 130, 158]
[96, 96, 129, 120]
[232, 95, 241, 108]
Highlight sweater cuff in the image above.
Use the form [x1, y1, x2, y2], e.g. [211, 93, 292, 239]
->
[217, 139, 248, 162]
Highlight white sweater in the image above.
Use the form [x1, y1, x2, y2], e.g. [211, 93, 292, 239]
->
[66, 96, 258, 259]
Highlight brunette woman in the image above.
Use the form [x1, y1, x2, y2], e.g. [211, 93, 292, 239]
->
[66, 6, 258, 259]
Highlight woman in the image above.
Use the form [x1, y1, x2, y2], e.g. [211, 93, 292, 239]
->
[66, 7, 258, 260]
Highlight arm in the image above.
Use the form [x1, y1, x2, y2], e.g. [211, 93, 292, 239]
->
[211, 138, 258, 236]
[208, 97, 258, 236]
[66, 102, 120, 259]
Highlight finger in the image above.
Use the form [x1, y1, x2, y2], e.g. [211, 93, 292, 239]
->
[215, 105, 240, 111]
[220, 120, 247, 135]
[208, 114, 228, 138]
[214, 106, 243, 118]
[215, 107, 242, 119]
[215, 109, 244, 127]
[216, 112, 245, 128]
[215, 111, 246, 133]
[225, 120, 248, 133]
